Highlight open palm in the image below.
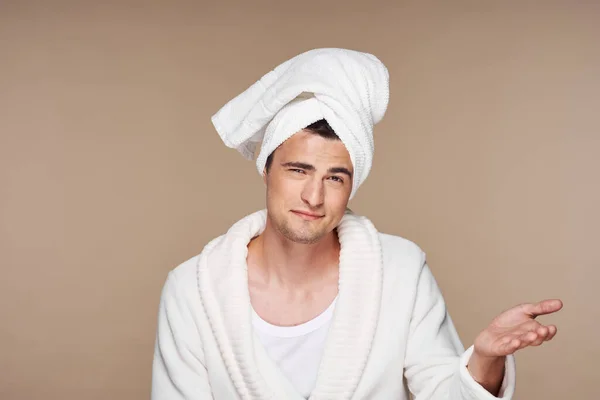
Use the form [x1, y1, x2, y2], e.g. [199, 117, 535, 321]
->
[474, 299, 563, 358]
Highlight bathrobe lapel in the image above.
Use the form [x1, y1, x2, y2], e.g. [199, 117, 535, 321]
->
[197, 210, 383, 400]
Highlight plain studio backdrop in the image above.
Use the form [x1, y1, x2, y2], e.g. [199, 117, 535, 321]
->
[1, 1, 598, 399]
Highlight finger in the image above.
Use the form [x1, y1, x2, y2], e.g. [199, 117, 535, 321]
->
[529, 326, 559, 347]
[545, 325, 558, 341]
[517, 331, 540, 349]
[501, 337, 522, 354]
[529, 331, 546, 347]
[523, 319, 543, 332]
[524, 299, 563, 318]
[500, 334, 518, 348]
[536, 325, 550, 339]
[510, 319, 542, 336]
[514, 325, 553, 348]
[521, 330, 539, 343]
[507, 325, 558, 352]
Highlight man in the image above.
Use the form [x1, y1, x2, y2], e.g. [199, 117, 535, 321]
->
[151, 48, 562, 399]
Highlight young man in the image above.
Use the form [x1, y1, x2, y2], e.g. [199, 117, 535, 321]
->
[151, 49, 562, 399]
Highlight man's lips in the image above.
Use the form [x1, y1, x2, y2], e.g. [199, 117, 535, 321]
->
[291, 210, 324, 220]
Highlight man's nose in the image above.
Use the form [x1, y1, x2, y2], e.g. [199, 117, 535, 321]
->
[301, 177, 324, 208]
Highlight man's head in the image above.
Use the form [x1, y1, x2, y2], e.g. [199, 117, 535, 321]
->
[263, 119, 353, 244]
[212, 48, 389, 203]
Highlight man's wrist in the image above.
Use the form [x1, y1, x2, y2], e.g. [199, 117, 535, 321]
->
[467, 351, 506, 396]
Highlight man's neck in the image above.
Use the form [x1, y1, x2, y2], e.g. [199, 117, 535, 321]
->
[247, 219, 340, 290]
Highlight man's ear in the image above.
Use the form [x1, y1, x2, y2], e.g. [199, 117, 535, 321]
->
[262, 169, 267, 185]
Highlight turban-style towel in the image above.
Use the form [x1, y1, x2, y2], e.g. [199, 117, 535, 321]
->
[211, 48, 390, 199]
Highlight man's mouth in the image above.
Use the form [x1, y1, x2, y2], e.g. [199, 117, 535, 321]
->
[291, 210, 324, 221]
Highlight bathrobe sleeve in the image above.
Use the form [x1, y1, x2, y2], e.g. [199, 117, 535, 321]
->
[403, 261, 516, 399]
[151, 272, 214, 399]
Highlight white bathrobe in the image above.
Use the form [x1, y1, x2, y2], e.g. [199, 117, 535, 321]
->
[151, 210, 516, 399]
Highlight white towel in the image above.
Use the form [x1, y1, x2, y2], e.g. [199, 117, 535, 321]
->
[211, 48, 390, 199]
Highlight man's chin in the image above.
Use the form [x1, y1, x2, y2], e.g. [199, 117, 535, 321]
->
[283, 229, 324, 245]
[273, 218, 331, 244]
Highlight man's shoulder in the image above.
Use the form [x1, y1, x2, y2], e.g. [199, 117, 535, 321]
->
[377, 232, 427, 275]
[378, 232, 425, 259]
[169, 254, 201, 281]
[166, 233, 227, 288]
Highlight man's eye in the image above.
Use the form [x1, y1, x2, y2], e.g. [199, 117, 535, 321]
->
[290, 169, 305, 174]
[329, 176, 343, 183]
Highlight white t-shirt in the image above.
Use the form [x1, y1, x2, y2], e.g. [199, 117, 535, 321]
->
[252, 298, 337, 398]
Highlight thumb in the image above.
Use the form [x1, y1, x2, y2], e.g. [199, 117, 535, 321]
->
[523, 299, 563, 318]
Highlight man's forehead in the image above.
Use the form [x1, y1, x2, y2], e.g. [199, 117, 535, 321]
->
[277, 133, 352, 167]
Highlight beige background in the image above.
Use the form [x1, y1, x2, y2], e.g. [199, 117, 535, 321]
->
[1, 1, 598, 399]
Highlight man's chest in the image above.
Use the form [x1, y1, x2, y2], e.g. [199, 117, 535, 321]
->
[249, 283, 338, 327]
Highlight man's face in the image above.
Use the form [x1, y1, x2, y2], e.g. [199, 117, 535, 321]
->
[264, 130, 353, 244]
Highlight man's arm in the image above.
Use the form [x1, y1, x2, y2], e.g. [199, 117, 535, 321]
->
[403, 260, 516, 399]
[151, 272, 214, 399]
[466, 354, 506, 396]
[467, 299, 562, 395]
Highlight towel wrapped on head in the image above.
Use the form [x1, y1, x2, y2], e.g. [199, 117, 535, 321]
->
[211, 48, 390, 199]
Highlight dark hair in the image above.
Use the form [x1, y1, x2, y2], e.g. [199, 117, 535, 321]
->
[264, 119, 340, 173]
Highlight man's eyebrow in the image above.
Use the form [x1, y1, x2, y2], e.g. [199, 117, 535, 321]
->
[281, 161, 315, 170]
[281, 162, 353, 178]
[328, 167, 353, 178]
